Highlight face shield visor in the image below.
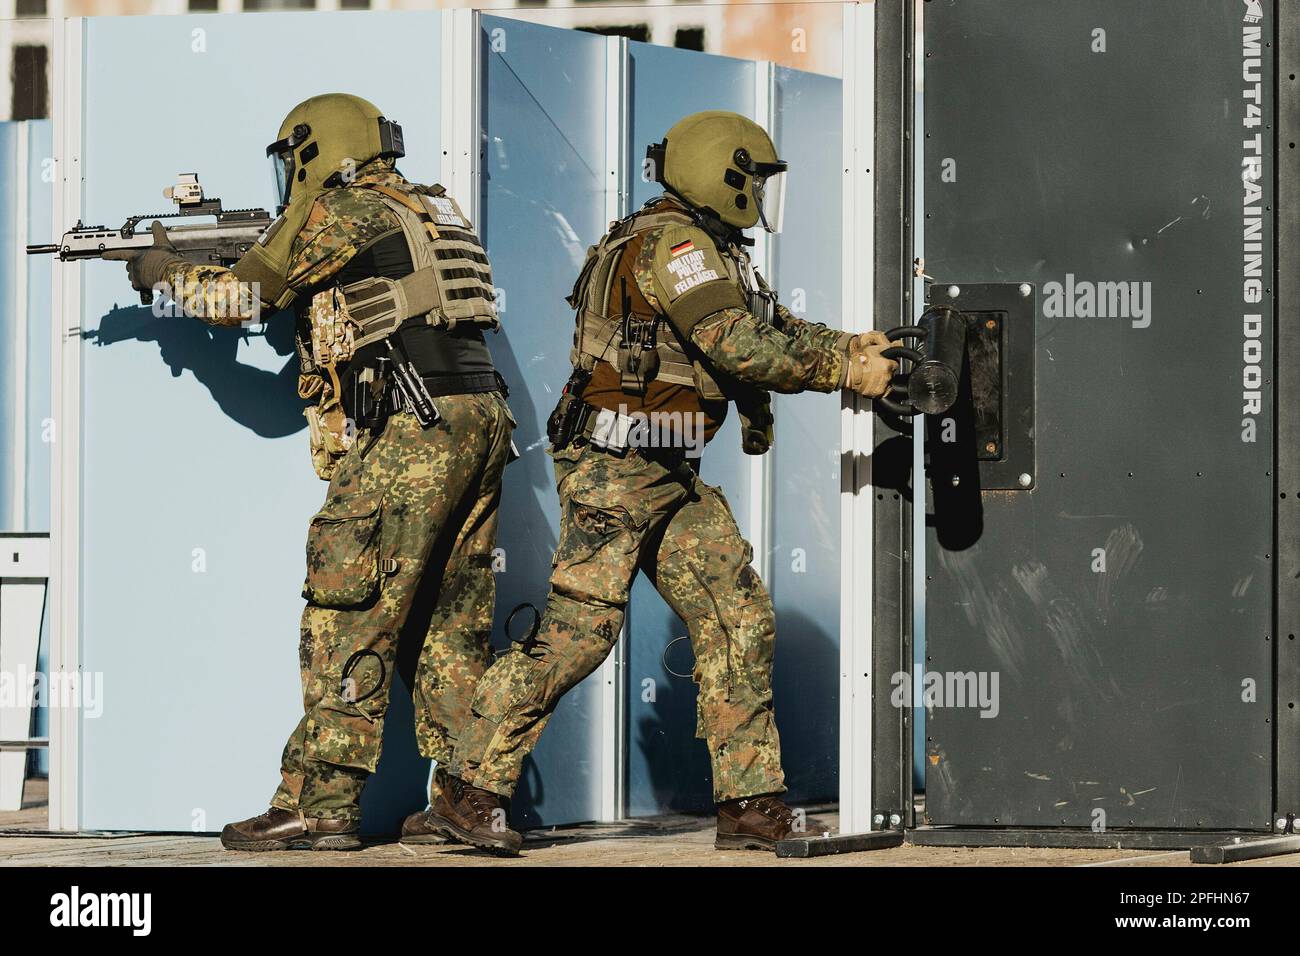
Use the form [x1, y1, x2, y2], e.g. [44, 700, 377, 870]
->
[733, 148, 788, 234]
[265, 123, 311, 210]
[751, 167, 787, 234]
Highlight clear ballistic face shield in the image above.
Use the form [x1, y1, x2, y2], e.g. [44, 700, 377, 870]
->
[751, 168, 787, 234]
[265, 122, 312, 210]
[734, 148, 788, 234]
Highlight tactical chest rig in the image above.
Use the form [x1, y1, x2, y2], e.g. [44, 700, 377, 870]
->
[299, 180, 499, 479]
[561, 199, 775, 455]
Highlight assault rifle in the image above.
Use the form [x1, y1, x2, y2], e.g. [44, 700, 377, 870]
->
[27, 174, 273, 305]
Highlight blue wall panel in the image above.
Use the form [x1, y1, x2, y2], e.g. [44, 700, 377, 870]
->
[479, 14, 607, 827]
[1, 119, 54, 774]
[769, 67, 842, 804]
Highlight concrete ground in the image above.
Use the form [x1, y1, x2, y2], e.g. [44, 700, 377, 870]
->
[3, 779, 1297, 867]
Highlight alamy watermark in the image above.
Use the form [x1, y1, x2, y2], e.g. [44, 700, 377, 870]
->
[590, 405, 708, 458]
[1041, 274, 1152, 329]
[891, 670, 1000, 719]
[1, 665, 103, 719]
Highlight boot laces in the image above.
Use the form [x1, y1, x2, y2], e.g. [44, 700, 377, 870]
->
[743, 795, 794, 825]
[463, 786, 501, 824]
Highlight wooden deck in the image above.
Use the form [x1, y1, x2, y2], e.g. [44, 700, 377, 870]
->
[3, 779, 1296, 867]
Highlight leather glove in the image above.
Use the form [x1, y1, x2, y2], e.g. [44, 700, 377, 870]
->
[842, 339, 897, 399]
[103, 221, 186, 293]
[846, 329, 891, 357]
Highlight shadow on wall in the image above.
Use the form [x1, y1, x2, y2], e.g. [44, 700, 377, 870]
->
[633, 608, 839, 814]
[86, 305, 307, 438]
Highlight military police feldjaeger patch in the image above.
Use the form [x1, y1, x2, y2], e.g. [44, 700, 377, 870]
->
[420, 194, 468, 229]
[652, 226, 729, 304]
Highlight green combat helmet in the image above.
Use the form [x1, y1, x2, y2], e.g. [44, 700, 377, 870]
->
[646, 110, 788, 233]
[234, 93, 406, 307]
[265, 93, 405, 211]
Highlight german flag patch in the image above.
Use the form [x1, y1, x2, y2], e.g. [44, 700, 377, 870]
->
[669, 239, 695, 256]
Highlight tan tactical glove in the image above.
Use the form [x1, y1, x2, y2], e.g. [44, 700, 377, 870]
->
[846, 329, 891, 358]
[842, 337, 897, 399]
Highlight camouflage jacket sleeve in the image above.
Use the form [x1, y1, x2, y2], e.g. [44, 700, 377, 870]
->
[776, 303, 853, 353]
[638, 223, 844, 394]
[155, 187, 401, 327]
[691, 308, 845, 394]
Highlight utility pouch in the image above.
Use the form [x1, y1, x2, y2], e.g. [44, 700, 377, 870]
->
[303, 402, 355, 481]
[300, 286, 358, 480]
[308, 286, 357, 369]
[303, 492, 386, 608]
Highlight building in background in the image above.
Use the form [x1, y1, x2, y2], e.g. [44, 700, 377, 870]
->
[1, 0, 848, 121]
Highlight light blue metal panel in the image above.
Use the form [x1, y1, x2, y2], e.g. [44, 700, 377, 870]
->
[625, 41, 756, 816]
[0, 125, 16, 526]
[479, 14, 607, 827]
[768, 67, 842, 804]
[24, 122, 53, 537]
[78, 11, 442, 832]
[0, 120, 54, 773]
[1, 119, 53, 780]
[29, 123, 53, 777]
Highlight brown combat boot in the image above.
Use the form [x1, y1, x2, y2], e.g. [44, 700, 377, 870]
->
[220, 807, 361, 851]
[424, 775, 523, 856]
[400, 808, 450, 844]
[400, 769, 452, 845]
[715, 794, 798, 851]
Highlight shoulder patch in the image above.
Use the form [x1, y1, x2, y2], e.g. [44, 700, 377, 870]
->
[648, 225, 733, 305]
[420, 192, 469, 228]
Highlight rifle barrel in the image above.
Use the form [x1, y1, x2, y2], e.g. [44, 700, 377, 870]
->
[25, 244, 59, 255]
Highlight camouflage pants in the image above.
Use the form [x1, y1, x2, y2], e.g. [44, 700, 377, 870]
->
[451, 443, 785, 803]
[271, 391, 515, 822]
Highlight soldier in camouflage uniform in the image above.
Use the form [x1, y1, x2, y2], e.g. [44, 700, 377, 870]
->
[423, 111, 896, 855]
[105, 94, 514, 850]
